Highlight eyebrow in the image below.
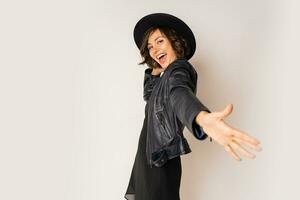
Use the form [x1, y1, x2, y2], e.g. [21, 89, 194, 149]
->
[147, 36, 163, 45]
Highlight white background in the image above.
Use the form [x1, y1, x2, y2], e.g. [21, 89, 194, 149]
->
[0, 0, 299, 199]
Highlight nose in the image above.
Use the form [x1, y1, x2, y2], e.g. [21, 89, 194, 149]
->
[152, 44, 160, 55]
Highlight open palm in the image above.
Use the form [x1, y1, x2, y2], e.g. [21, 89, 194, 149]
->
[196, 104, 262, 161]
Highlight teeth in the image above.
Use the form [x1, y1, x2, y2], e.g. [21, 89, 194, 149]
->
[157, 53, 166, 59]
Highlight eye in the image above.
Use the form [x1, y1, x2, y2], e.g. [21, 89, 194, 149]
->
[157, 39, 163, 44]
[148, 46, 152, 50]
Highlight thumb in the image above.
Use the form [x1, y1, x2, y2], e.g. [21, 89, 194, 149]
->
[216, 103, 233, 119]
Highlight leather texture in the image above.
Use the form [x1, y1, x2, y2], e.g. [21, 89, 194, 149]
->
[143, 58, 211, 168]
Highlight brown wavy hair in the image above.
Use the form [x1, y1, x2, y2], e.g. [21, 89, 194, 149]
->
[138, 26, 191, 69]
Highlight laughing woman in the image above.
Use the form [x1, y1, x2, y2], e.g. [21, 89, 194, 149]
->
[124, 13, 262, 200]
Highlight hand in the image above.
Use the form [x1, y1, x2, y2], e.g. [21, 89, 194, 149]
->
[151, 67, 164, 76]
[196, 104, 262, 161]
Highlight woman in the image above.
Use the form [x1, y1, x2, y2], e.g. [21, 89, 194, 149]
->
[125, 13, 262, 200]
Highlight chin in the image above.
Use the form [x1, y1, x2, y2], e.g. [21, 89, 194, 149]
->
[162, 62, 170, 69]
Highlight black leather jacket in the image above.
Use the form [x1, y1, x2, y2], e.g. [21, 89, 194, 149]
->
[143, 58, 211, 168]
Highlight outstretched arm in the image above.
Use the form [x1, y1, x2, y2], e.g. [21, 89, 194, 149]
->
[168, 64, 262, 161]
[168, 66, 211, 140]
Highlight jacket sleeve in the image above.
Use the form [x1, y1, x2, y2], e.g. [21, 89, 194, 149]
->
[168, 66, 211, 140]
[143, 68, 160, 102]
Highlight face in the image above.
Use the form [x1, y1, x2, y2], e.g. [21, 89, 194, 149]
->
[147, 29, 177, 69]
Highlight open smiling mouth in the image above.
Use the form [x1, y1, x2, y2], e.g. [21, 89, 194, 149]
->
[157, 53, 167, 64]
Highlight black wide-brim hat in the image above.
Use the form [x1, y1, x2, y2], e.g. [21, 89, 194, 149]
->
[133, 13, 196, 60]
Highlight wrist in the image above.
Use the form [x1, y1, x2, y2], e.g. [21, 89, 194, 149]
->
[196, 111, 209, 126]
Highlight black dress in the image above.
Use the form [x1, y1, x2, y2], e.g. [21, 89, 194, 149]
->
[124, 102, 182, 200]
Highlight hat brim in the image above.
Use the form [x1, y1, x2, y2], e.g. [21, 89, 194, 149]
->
[133, 13, 196, 60]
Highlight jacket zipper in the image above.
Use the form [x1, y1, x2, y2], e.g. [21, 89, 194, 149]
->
[156, 111, 172, 139]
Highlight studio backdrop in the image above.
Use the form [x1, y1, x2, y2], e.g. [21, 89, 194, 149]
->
[0, 0, 299, 200]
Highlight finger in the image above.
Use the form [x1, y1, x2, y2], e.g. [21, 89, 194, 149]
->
[229, 140, 256, 159]
[232, 137, 262, 152]
[224, 144, 241, 161]
[215, 103, 233, 119]
[231, 128, 261, 145]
